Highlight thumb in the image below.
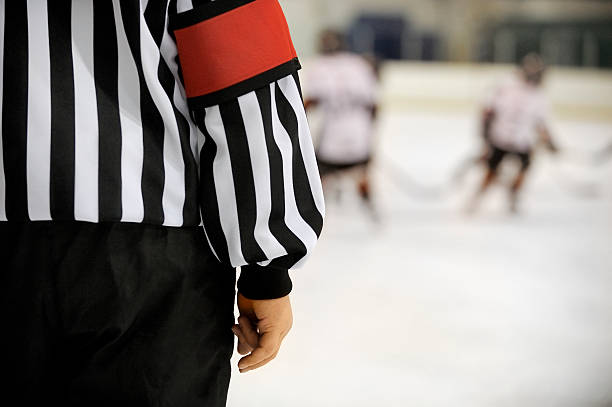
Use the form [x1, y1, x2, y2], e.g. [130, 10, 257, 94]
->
[238, 330, 281, 373]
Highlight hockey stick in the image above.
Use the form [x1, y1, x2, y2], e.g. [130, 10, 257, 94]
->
[549, 169, 601, 198]
[550, 139, 612, 168]
[546, 151, 603, 198]
[594, 141, 612, 166]
[376, 154, 450, 200]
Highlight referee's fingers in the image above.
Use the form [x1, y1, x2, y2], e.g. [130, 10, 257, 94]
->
[231, 325, 254, 355]
[238, 315, 259, 348]
[237, 332, 280, 372]
[239, 351, 279, 374]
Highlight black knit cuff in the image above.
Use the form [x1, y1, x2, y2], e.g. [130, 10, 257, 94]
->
[237, 265, 292, 300]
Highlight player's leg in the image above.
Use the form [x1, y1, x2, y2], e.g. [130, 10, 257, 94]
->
[467, 146, 504, 212]
[355, 161, 381, 221]
[357, 163, 371, 202]
[480, 147, 505, 192]
[317, 159, 344, 203]
[509, 152, 532, 213]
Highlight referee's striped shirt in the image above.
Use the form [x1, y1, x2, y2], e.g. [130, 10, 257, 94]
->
[0, 0, 324, 297]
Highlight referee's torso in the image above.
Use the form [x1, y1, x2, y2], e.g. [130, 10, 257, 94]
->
[1, 0, 325, 274]
[1, 0, 206, 226]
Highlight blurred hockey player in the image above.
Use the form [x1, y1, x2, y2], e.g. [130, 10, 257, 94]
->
[304, 30, 379, 215]
[469, 53, 558, 213]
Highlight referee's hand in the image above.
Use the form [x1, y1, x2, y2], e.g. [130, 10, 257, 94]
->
[232, 293, 293, 373]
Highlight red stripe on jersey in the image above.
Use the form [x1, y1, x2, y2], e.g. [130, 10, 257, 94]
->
[173, 0, 297, 99]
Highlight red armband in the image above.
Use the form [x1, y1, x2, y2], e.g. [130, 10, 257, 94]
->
[171, 0, 300, 108]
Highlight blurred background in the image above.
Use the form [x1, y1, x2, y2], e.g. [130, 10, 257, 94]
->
[229, 1, 612, 406]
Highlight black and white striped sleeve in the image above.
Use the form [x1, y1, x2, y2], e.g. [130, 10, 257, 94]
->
[170, 0, 325, 299]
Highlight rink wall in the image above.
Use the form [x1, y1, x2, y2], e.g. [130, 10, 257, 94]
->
[377, 62, 612, 122]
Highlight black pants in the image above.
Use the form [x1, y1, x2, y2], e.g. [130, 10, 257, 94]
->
[0, 221, 236, 407]
[316, 157, 371, 177]
[487, 146, 532, 172]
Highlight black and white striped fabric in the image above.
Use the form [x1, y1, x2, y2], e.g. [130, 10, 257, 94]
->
[0, 0, 324, 271]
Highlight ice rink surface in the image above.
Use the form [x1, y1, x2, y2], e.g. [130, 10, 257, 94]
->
[227, 109, 612, 407]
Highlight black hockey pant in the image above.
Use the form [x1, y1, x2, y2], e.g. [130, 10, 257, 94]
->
[0, 221, 236, 407]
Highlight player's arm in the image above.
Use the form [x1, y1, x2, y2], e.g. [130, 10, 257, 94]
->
[537, 123, 558, 153]
[371, 103, 379, 120]
[482, 108, 495, 143]
[170, 0, 325, 372]
[536, 99, 558, 153]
